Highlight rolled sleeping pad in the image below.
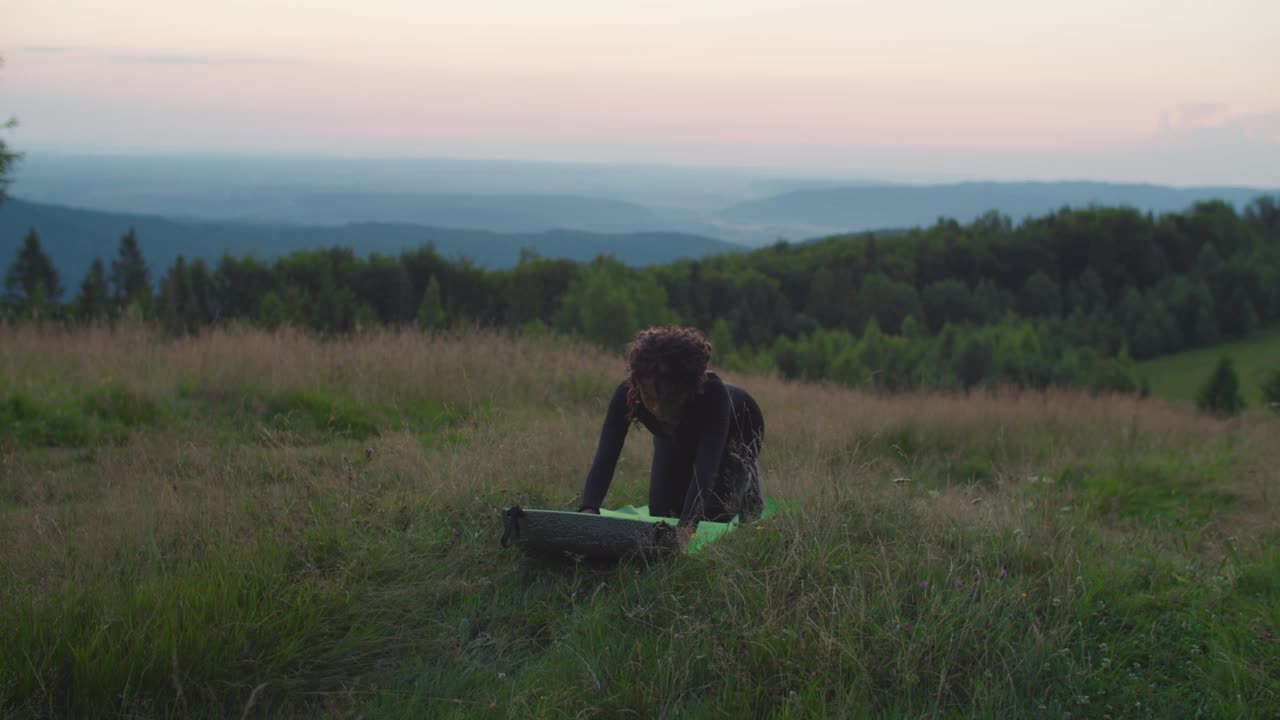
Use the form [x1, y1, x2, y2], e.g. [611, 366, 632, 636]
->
[501, 500, 778, 558]
[500, 506, 679, 559]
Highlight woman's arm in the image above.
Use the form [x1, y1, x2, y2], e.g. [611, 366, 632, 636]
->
[679, 380, 732, 525]
[578, 382, 630, 511]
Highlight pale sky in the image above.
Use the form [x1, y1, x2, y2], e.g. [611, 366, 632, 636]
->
[3, 0, 1279, 184]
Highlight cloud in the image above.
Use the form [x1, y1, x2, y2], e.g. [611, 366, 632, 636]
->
[1229, 111, 1280, 143]
[20, 45, 83, 54]
[20, 45, 280, 66]
[1156, 104, 1280, 145]
[1158, 102, 1230, 134]
[1174, 103, 1229, 128]
[107, 52, 274, 66]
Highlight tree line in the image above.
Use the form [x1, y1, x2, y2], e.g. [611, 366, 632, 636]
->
[3, 197, 1279, 397]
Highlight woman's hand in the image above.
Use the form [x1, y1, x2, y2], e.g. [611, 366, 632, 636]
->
[676, 524, 695, 552]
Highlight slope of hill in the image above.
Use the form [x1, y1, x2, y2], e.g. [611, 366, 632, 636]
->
[18, 154, 1279, 248]
[723, 181, 1277, 234]
[0, 198, 744, 283]
[15, 189, 669, 234]
[11, 153, 775, 242]
[2, 326, 1276, 717]
[1137, 328, 1280, 406]
[12, 152, 769, 215]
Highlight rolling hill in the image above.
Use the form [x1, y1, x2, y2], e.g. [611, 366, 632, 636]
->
[723, 181, 1277, 235]
[1136, 328, 1280, 407]
[15, 155, 1279, 248]
[0, 198, 744, 285]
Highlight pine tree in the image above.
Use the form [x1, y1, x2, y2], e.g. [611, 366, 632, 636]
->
[158, 255, 209, 337]
[3, 227, 61, 307]
[75, 258, 110, 323]
[417, 275, 446, 331]
[1195, 356, 1245, 417]
[110, 228, 152, 314]
[157, 255, 189, 337]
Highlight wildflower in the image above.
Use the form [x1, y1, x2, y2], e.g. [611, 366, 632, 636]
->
[498, 672, 507, 680]
[999, 567, 1008, 579]
[365, 447, 374, 460]
[900, 622, 911, 630]
[918, 581, 929, 591]
[1021, 592, 1028, 599]
[954, 580, 964, 588]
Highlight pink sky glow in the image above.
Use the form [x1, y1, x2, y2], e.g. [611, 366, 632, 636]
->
[2, 0, 1278, 183]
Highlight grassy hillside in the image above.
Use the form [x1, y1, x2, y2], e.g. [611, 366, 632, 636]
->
[1137, 328, 1280, 406]
[1, 326, 1276, 718]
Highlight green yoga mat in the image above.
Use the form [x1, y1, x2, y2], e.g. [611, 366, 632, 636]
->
[501, 499, 779, 559]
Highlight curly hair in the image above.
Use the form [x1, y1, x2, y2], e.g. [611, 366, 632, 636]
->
[624, 325, 712, 416]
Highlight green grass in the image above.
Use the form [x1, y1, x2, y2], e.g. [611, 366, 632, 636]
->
[0, 384, 166, 447]
[1137, 327, 1280, 407]
[2, 327, 1277, 718]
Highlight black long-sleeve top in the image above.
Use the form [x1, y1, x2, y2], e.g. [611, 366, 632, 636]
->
[579, 372, 764, 524]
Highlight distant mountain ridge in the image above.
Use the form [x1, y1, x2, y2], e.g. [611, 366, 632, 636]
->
[723, 181, 1277, 236]
[15, 190, 669, 234]
[13, 154, 1278, 248]
[0, 198, 743, 288]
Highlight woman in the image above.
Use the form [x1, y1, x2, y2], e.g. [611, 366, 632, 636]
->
[577, 326, 765, 544]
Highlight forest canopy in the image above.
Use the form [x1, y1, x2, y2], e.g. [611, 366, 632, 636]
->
[4, 197, 1278, 394]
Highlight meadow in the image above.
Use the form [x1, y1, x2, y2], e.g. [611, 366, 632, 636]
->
[1136, 328, 1280, 408]
[1, 324, 1276, 718]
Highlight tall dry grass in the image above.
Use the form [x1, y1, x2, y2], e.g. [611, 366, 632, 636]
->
[3, 323, 1274, 585]
[1, 324, 1276, 717]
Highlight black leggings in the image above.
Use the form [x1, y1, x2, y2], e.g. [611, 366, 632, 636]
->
[648, 435, 763, 523]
